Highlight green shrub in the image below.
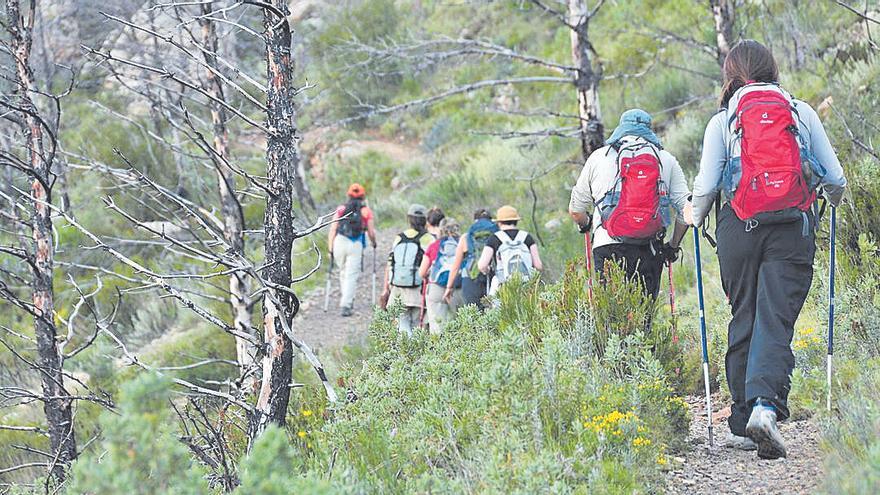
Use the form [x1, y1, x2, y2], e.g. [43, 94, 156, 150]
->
[68, 373, 209, 494]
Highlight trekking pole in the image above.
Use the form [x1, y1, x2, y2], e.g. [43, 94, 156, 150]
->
[371, 247, 377, 306]
[584, 233, 595, 306]
[668, 261, 677, 344]
[693, 227, 714, 448]
[323, 253, 334, 313]
[827, 206, 837, 412]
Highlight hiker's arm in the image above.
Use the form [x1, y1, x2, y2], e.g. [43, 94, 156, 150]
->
[327, 220, 338, 254]
[444, 241, 467, 302]
[530, 245, 544, 272]
[418, 253, 431, 280]
[477, 246, 493, 275]
[804, 104, 847, 206]
[691, 114, 726, 226]
[569, 152, 595, 231]
[366, 217, 378, 248]
[665, 152, 691, 225]
[569, 211, 591, 233]
[669, 221, 689, 249]
[447, 239, 466, 284]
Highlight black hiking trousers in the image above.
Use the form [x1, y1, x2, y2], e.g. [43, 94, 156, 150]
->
[461, 273, 489, 310]
[593, 242, 664, 299]
[715, 204, 815, 436]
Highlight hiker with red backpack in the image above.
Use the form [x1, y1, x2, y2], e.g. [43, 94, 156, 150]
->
[380, 204, 433, 335]
[477, 206, 543, 296]
[444, 209, 498, 309]
[686, 40, 846, 459]
[568, 109, 691, 300]
[328, 183, 378, 317]
[419, 217, 464, 333]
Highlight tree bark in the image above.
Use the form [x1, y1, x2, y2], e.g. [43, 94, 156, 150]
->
[710, 0, 735, 67]
[199, 2, 256, 389]
[568, 0, 604, 162]
[6, 0, 76, 481]
[248, 0, 298, 442]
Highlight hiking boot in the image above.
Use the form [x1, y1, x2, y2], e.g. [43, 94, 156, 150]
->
[341, 306, 353, 317]
[724, 432, 757, 451]
[745, 398, 787, 459]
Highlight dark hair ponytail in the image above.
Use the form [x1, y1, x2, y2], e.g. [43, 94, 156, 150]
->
[719, 40, 779, 108]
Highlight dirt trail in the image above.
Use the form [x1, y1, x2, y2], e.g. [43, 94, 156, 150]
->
[665, 395, 823, 494]
[294, 232, 395, 352]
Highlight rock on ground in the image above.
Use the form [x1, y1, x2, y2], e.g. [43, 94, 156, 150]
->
[665, 395, 823, 495]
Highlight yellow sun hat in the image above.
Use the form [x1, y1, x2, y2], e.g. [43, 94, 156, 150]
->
[494, 205, 521, 223]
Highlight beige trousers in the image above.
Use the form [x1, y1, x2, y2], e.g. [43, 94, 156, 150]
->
[425, 283, 463, 334]
[333, 235, 363, 309]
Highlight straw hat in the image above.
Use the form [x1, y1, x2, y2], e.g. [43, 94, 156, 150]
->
[494, 205, 521, 222]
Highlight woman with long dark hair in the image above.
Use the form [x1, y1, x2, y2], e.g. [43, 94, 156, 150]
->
[688, 40, 847, 459]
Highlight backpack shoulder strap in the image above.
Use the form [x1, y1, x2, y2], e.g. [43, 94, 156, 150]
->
[513, 230, 528, 243]
[495, 230, 513, 244]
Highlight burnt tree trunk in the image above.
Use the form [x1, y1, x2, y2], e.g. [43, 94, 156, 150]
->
[199, 3, 256, 388]
[568, 0, 604, 162]
[248, 0, 298, 442]
[710, 0, 735, 67]
[6, 0, 76, 480]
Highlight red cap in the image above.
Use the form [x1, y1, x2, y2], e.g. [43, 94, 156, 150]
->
[347, 183, 366, 199]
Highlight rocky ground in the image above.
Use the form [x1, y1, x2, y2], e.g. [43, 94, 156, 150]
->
[665, 395, 823, 495]
[295, 232, 393, 352]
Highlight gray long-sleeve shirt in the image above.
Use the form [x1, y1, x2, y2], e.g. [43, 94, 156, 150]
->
[569, 138, 691, 249]
[691, 99, 847, 225]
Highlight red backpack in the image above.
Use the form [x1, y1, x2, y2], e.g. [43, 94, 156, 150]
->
[727, 83, 815, 221]
[599, 140, 668, 243]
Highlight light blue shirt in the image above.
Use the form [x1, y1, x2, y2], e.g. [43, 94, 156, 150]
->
[691, 99, 847, 225]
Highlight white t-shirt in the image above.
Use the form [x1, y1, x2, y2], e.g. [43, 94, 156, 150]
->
[568, 137, 690, 249]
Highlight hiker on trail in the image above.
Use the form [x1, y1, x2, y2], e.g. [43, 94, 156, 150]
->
[419, 217, 464, 332]
[568, 108, 691, 299]
[445, 208, 498, 309]
[327, 183, 377, 317]
[686, 40, 847, 459]
[426, 207, 445, 239]
[380, 204, 433, 335]
[477, 205, 543, 296]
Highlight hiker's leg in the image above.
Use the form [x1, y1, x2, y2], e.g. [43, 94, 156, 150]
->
[635, 244, 664, 300]
[425, 284, 448, 334]
[747, 219, 815, 421]
[592, 245, 624, 283]
[398, 306, 417, 336]
[716, 205, 762, 436]
[333, 236, 349, 308]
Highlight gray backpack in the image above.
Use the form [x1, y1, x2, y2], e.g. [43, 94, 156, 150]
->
[493, 230, 534, 285]
[390, 231, 426, 288]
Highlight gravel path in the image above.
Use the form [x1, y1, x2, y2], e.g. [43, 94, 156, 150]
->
[294, 232, 394, 352]
[665, 395, 823, 495]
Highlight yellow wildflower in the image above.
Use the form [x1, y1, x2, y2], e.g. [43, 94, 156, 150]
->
[301, 409, 313, 417]
[297, 430, 307, 438]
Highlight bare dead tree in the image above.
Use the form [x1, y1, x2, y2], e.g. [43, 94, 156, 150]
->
[68, 0, 338, 454]
[248, 0, 299, 441]
[198, 1, 255, 387]
[567, 0, 605, 160]
[710, 0, 736, 67]
[327, 0, 610, 160]
[1, 0, 76, 481]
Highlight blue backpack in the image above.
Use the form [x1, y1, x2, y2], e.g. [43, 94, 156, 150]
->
[429, 236, 461, 288]
[464, 218, 498, 279]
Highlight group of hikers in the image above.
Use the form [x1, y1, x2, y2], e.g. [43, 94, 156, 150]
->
[328, 194, 544, 333]
[328, 40, 847, 462]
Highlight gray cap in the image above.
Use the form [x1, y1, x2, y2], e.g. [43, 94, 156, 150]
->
[407, 203, 427, 217]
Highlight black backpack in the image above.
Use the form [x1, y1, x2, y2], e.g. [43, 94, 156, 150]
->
[338, 199, 365, 238]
